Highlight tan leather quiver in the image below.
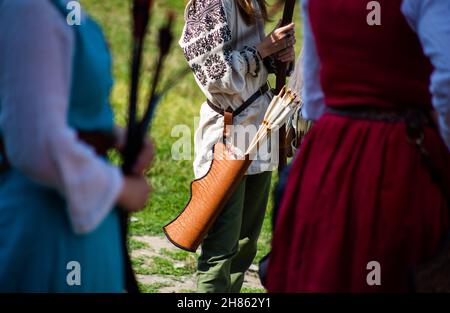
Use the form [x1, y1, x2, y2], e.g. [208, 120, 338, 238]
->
[163, 107, 254, 252]
[163, 142, 252, 252]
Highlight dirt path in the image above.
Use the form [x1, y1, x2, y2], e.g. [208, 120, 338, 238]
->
[131, 235, 265, 293]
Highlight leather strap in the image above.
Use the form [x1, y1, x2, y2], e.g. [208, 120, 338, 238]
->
[223, 109, 233, 143]
[207, 82, 269, 117]
[208, 82, 269, 144]
[326, 106, 434, 125]
[0, 131, 116, 173]
[405, 116, 450, 209]
[327, 105, 448, 206]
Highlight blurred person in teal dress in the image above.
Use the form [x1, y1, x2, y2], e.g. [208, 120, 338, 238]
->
[0, 0, 153, 292]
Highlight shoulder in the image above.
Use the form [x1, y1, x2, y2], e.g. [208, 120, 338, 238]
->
[0, 0, 73, 58]
[181, 0, 231, 47]
[0, 0, 68, 34]
[184, 0, 234, 21]
[1, 0, 57, 19]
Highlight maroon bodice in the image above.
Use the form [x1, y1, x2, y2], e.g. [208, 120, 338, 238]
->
[308, 0, 433, 109]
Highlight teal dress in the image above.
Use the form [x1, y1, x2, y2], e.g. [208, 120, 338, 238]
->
[0, 0, 124, 292]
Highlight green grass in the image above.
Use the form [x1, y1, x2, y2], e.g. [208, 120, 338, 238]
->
[81, 0, 303, 268]
[241, 287, 267, 293]
[150, 256, 197, 276]
[128, 238, 150, 251]
[138, 282, 171, 293]
[135, 255, 197, 276]
[160, 248, 196, 261]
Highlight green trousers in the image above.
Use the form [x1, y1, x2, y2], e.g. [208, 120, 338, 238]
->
[197, 171, 272, 293]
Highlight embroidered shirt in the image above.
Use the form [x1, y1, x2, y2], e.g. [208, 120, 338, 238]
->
[180, 0, 277, 178]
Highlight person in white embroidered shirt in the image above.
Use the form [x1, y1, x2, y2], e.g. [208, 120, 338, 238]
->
[180, 0, 296, 292]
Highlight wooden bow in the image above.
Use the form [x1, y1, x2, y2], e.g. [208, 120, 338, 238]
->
[121, 0, 174, 293]
[275, 0, 296, 171]
[119, 0, 154, 294]
[122, 0, 153, 175]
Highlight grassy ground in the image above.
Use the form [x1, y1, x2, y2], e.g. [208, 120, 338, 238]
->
[81, 0, 303, 292]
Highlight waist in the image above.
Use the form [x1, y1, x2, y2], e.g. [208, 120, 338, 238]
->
[325, 105, 434, 126]
[0, 130, 116, 173]
[207, 82, 270, 117]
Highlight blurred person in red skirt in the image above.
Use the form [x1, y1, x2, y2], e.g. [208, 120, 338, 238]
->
[267, 0, 450, 292]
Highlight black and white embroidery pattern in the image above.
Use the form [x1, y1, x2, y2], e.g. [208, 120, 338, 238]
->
[181, 0, 232, 86]
[244, 46, 261, 77]
[181, 0, 263, 86]
[183, 25, 232, 62]
[205, 54, 227, 81]
[184, 0, 227, 44]
[191, 63, 208, 86]
[223, 45, 233, 66]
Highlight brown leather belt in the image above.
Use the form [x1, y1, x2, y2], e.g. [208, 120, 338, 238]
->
[327, 105, 448, 207]
[207, 82, 270, 142]
[326, 106, 434, 126]
[207, 82, 270, 118]
[0, 131, 116, 173]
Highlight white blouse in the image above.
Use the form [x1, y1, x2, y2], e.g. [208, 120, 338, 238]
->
[0, 0, 123, 234]
[180, 0, 278, 178]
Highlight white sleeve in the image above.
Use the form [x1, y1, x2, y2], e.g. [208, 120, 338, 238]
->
[0, 0, 123, 234]
[402, 0, 450, 150]
[180, 0, 263, 96]
[300, 0, 326, 121]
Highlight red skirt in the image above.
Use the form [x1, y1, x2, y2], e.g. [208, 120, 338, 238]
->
[267, 113, 450, 292]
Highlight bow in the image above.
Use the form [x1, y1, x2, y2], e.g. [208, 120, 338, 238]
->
[120, 0, 174, 293]
[275, 0, 297, 171]
[119, 0, 154, 294]
[122, 0, 153, 175]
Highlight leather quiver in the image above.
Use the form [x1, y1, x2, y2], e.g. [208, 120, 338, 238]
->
[163, 142, 251, 252]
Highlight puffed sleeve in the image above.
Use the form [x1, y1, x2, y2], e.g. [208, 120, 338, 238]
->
[402, 0, 450, 150]
[0, 0, 123, 234]
[179, 0, 263, 97]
